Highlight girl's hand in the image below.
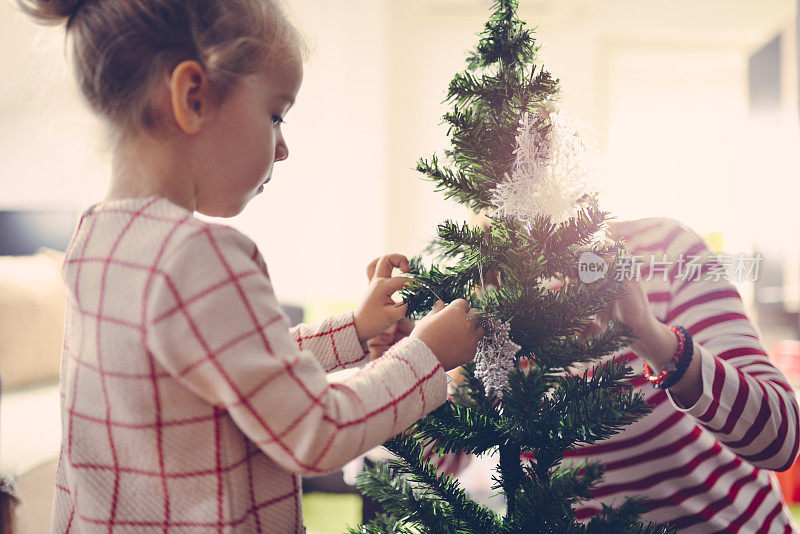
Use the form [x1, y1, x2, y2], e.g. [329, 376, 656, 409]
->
[411, 299, 483, 371]
[367, 317, 414, 360]
[354, 254, 413, 344]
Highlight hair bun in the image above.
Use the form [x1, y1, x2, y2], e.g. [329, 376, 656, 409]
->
[18, 0, 86, 25]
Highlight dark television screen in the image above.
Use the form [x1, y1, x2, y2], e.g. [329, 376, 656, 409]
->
[0, 210, 78, 255]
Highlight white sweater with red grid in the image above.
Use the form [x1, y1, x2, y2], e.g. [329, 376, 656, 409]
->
[52, 196, 447, 533]
[566, 218, 799, 532]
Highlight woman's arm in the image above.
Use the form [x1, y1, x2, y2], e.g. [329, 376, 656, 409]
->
[617, 219, 799, 471]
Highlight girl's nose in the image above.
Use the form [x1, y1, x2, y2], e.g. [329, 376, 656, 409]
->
[275, 134, 289, 162]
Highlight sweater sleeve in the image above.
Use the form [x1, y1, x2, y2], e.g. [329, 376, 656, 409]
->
[288, 313, 370, 373]
[247, 238, 369, 373]
[660, 220, 800, 471]
[144, 225, 448, 475]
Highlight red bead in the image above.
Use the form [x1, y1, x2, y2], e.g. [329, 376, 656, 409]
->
[643, 324, 687, 387]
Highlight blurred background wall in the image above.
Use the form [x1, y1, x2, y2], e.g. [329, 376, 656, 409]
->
[4, 3, 800, 530]
[1, 0, 797, 322]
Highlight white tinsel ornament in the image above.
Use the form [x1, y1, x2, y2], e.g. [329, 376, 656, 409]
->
[475, 318, 521, 398]
[491, 106, 598, 225]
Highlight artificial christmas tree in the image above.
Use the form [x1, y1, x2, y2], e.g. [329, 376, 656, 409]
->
[350, 1, 675, 532]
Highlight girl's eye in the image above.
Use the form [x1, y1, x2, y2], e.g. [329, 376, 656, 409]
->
[271, 115, 284, 126]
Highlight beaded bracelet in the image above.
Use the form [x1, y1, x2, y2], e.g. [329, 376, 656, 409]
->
[642, 325, 693, 389]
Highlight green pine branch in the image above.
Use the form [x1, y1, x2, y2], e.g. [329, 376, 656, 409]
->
[527, 358, 650, 472]
[467, 0, 539, 70]
[584, 499, 677, 534]
[548, 462, 606, 504]
[533, 321, 637, 370]
[355, 0, 665, 531]
[354, 462, 454, 534]
[412, 402, 503, 458]
[383, 433, 502, 534]
[416, 155, 496, 212]
[346, 513, 421, 534]
[400, 256, 483, 318]
[418, 0, 560, 213]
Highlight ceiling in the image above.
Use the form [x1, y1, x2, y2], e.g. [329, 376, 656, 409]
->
[422, 0, 796, 53]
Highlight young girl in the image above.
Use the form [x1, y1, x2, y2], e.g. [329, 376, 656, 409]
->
[19, 0, 484, 532]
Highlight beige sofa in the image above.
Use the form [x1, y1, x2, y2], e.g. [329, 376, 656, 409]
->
[0, 249, 65, 533]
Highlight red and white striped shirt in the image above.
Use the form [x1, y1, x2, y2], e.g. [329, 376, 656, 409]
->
[52, 196, 447, 533]
[564, 217, 800, 532]
[436, 217, 799, 532]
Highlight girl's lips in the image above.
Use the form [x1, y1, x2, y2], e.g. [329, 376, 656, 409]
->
[256, 174, 272, 194]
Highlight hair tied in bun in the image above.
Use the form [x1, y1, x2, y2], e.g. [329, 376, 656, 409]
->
[63, 0, 88, 27]
[68, 0, 87, 17]
[17, 0, 87, 25]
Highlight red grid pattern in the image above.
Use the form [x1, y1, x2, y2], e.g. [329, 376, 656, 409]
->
[53, 197, 447, 533]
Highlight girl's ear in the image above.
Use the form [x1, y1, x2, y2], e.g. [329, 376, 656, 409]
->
[169, 60, 211, 135]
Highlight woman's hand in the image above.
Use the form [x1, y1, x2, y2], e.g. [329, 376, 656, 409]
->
[587, 278, 702, 405]
[586, 279, 675, 364]
[354, 254, 413, 344]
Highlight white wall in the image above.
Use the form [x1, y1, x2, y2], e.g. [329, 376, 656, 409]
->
[1, 0, 797, 309]
[380, 0, 798, 247]
[0, 3, 108, 209]
[0, 0, 393, 308]
[233, 0, 392, 307]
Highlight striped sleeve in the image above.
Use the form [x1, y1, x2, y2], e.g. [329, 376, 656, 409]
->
[144, 225, 448, 475]
[422, 447, 472, 476]
[289, 313, 370, 373]
[661, 220, 800, 471]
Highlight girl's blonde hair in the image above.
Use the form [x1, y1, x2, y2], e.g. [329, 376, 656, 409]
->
[18, 0, 304, 135]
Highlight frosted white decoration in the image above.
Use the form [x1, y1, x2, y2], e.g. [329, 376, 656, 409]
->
[474, 318, 521, 398]
[491, 108, 598, 225]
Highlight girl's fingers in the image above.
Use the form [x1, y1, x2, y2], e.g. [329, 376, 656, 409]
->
[385, 254, 410, 273]
[580, 314, 603, 340]
[366, 257, 380, 279]
[373, 254, 411, 279]
[395, 255, 411, 273]
[381, 276, 414, 295]
[447, 298, 470, 313]
[468, 308, 483, 332]
[396, 318, 415, 337]
[393, 301, 409, 317]
[597, 308, 611, 330]
[373, 256, 394, 279]
[431, 300, 446, 313]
